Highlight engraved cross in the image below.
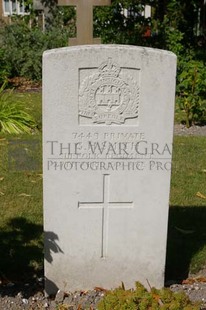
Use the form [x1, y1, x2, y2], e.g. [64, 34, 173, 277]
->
[58, 0, 111, 45]
[78, 174, 133, 258]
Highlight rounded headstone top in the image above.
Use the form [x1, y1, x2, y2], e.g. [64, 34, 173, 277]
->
[43, 44, 177, 59]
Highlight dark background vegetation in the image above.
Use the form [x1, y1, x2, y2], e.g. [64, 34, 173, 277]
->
[0, 0, 206, 126]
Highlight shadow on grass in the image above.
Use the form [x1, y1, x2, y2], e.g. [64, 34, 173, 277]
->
[1, 208, 206, 293]
[165, 205, 206, 284]
[0, 217, 43, 284]
[0, 217, 64, 297]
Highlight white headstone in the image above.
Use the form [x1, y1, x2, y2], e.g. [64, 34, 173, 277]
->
[43, 45, 176, 295]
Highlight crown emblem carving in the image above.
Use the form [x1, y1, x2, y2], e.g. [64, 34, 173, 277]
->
[79, 58, 139, 125]
[98, 58, 121, 77]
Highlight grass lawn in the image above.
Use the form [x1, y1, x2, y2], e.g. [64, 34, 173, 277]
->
[0, 92, 43, 282]
[167, 136, 206, 282]
[0, 91, 206, 284]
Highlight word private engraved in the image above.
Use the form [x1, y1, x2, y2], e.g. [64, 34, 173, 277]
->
[79, 58, 140, 125]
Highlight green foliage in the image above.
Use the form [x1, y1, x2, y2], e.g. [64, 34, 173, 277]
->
[94, 0, 150, 45]
[0, 83, 36, 134]
[177, 58, 206, 127]
[162, 22, 185, 56]
[151, 0, 200, 50]
[151, 0, 206, 127]
[97, 282, 200, 310]
[41, 0, 75, 30]
[0, 0, 205, 129]
[0, 48, 10, 85]
[0, 15, 73, 81]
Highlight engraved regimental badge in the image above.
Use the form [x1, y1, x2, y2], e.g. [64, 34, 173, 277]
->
[79, 58, 139, 125]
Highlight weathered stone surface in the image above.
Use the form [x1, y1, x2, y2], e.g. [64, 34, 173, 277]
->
[43, 45, 177, 295]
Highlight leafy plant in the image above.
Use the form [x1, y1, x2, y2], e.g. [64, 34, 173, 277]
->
[94, 1, 150, 45]
[0, 83, 36, 134]
[97, 282, 200, 310]
[176, 59, 206, 127]
[0, 16, 73, 81]
[0, 48, 10, 85]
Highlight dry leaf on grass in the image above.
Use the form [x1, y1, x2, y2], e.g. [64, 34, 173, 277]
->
[18, 193, 31, 197]
[196, 277, 206, 282]
[196, 191, 206, 199]
[94, 287, 108, 292]
[182, 277, 206, 284]
[182, 278, 194, 284]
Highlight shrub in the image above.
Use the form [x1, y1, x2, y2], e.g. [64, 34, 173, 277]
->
[0, 16, 72, 81]
[176, 57, 206, 127]
[97, 282, 200, 310]
[0, 48, 10, 85]
[94, 1, 150, 45]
